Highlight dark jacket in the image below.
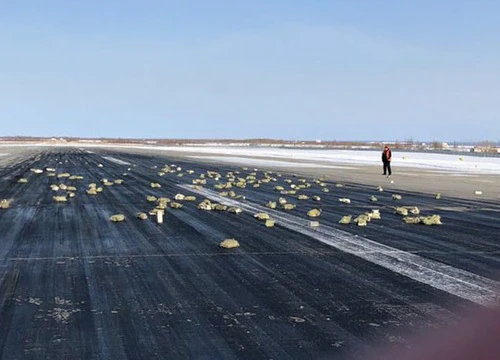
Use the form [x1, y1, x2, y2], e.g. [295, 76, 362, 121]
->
[382, 148, 392, 162]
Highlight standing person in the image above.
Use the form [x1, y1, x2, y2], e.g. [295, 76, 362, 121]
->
[382, 145, 392, 177]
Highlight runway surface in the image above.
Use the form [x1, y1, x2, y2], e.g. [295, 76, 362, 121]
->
[1, 148, 499, 359]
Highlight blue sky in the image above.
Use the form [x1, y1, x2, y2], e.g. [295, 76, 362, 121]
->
[0, 1, 499, 141]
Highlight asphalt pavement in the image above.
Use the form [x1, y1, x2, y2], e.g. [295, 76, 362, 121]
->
[1, 148, 499, 359]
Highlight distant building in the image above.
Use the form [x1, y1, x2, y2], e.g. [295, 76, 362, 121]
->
[470, 147, 500, 153]
[77, 139, 102, 143]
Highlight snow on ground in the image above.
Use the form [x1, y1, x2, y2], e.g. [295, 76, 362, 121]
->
[138, 146, 500, 175]
[0, 143, 45, 147]
[188, 156, 357, 169]
[2, 143, 500, 174]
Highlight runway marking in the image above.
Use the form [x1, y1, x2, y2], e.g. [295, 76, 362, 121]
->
[101, 156, 132, 165]
[7, 250, 500, 262]
[6, 251, 334, 261]
[179, 185, 500, 307]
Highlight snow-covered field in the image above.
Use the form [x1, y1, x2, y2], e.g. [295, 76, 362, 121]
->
[2, 143, 500, 175]
[139, 146, 500, 175]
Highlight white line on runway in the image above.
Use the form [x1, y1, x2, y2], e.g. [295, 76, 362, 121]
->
[101, 156, 132, 165]
[179, 185, 500, 307]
